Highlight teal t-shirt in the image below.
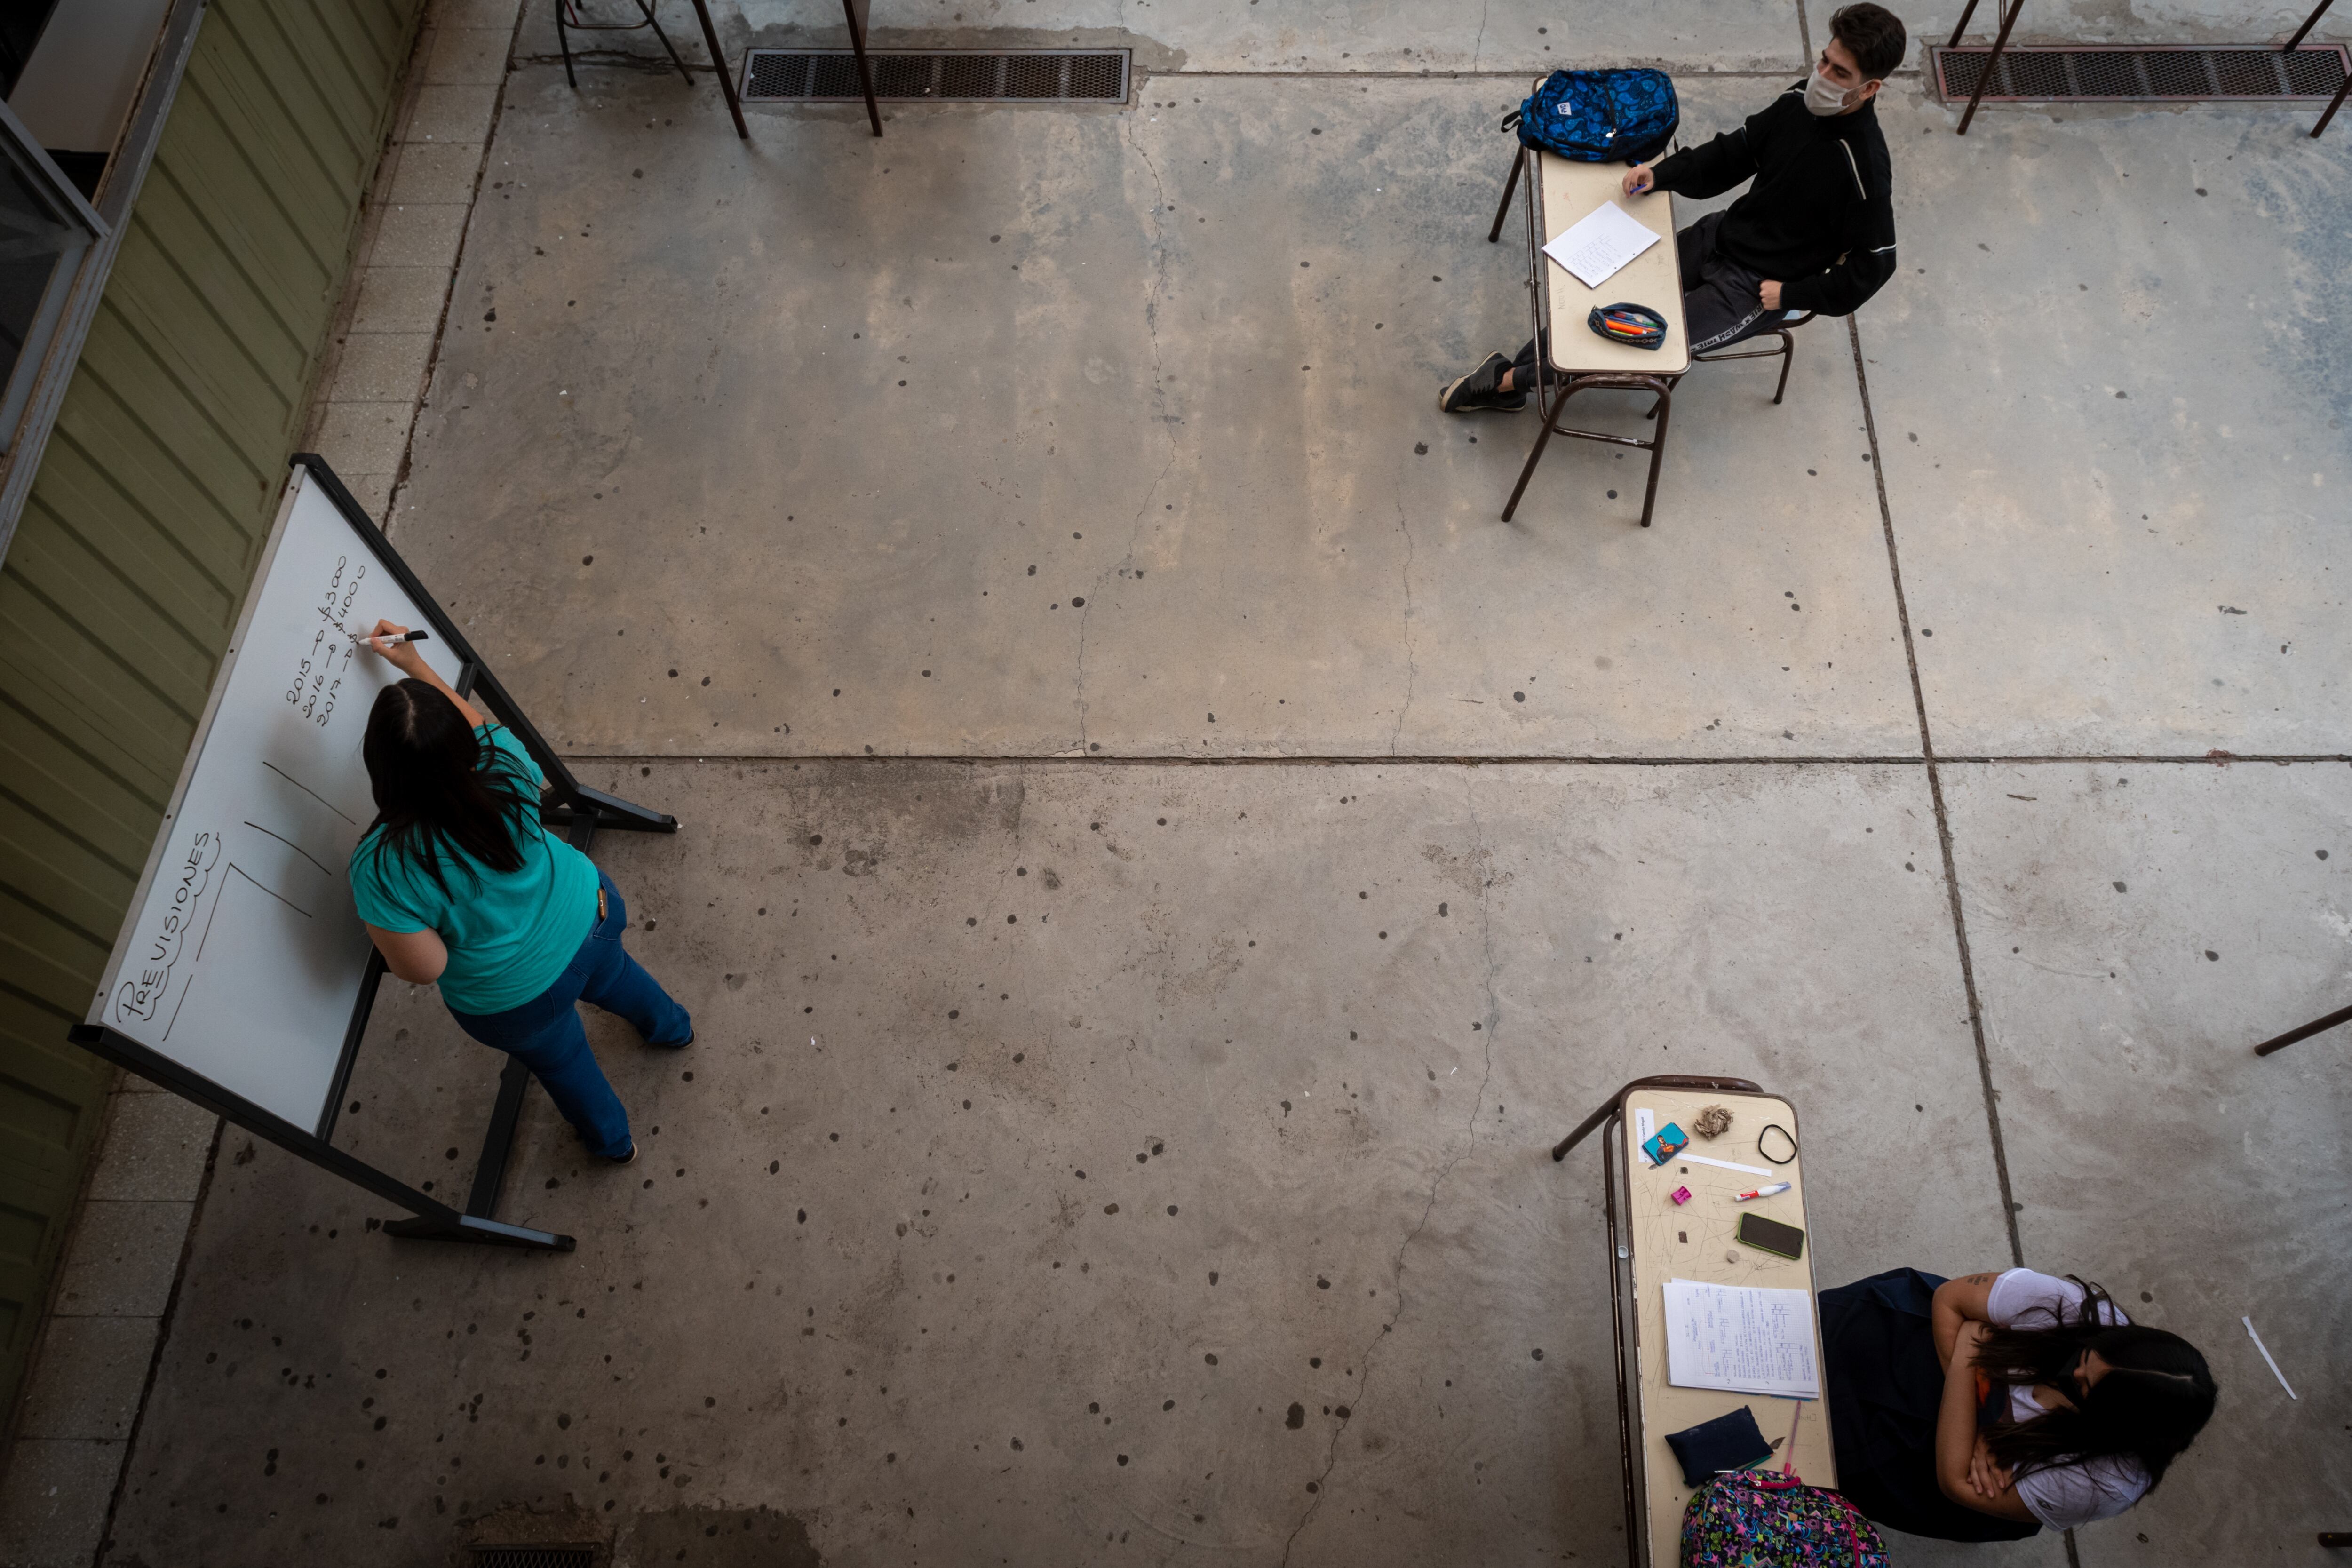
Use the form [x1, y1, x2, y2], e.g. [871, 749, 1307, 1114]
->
[349, 724, 599, 1014]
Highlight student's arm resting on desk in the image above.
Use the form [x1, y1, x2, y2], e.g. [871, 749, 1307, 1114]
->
[1645, 122, 1758, 200]
[1937, 1321, 2039, 1522]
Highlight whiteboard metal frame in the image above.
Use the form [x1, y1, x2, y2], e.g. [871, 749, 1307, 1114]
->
[67, 454, 680, 1253]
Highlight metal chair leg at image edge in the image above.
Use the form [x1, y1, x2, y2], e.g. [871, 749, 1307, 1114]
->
[556, 0, 694, 90]
[2253, 1002, 2352, 1056]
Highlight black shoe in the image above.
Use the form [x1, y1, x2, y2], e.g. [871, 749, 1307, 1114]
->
[651, 1028, 695, 1050]
[608, 1142, 638, 1165]
[1438, 352, 1526, 414]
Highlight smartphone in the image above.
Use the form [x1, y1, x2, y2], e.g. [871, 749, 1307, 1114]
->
[1736, 1212, 1805, 1261]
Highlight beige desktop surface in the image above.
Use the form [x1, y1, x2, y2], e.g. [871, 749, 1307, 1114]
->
[1619, 1088, 1834, 1567]
[1537, 151, 1691, 377]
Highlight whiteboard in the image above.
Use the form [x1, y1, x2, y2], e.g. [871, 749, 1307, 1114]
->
[88, 465, 465, 1133]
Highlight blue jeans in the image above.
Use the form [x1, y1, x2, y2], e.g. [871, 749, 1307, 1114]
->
[447, 868, 690, 1159]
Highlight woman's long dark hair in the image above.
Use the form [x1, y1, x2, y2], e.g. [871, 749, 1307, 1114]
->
[1974, 1277, 2216, 1494]
[359, 679, 540, 898]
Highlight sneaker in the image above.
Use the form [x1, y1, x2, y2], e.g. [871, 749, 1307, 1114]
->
[651, 1028, 695, 1050]
[608, 1142, 638, 1165]
[1438, 352, 1526, 414]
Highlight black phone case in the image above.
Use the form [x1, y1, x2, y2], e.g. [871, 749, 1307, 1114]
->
[1737, 1213, 1805, 1260]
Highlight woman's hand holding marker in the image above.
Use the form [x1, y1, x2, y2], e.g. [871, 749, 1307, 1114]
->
[357, 618, 432, 677]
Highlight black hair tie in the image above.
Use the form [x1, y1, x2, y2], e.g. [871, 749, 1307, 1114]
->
[1758, 1122, 1798, 1165]
[1587, 302, 1667, 350]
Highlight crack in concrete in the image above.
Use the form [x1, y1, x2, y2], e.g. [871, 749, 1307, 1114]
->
[1472, 0, 1492, 71]
[1073, 119, 1183, 755]
[1279, 777, 1502, 1567]
[1389, 496, 1418, 756]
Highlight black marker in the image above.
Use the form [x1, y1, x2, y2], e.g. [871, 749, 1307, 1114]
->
[350, 628, 432, 645]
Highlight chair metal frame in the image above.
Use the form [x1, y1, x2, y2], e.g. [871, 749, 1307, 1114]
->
[555, 0, 752, 140]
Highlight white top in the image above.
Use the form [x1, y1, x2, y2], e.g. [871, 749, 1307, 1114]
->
[1985, 1269, 2153, 1530]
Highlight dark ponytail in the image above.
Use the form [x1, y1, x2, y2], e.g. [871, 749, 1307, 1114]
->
[1975, 1278, 2216, 1494]
[359, 679, 541, 898]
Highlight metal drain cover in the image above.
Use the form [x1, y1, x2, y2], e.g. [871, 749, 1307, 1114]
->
[467, 1549, 596, 1568]
[1931, 42, 2349, 103]
[742, 48, 1130, 103]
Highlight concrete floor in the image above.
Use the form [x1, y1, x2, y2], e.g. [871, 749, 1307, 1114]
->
[92, 0, 2352, 1562]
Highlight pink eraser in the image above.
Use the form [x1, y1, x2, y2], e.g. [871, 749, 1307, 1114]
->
[1670, 1186, 1692, 1206]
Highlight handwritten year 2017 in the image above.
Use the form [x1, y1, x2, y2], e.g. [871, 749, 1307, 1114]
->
[284, 555, 366, 726]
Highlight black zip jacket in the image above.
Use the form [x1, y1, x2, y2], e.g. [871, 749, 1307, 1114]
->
[1648, 83, 1896, 317]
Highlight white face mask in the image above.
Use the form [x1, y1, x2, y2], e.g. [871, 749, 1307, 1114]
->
[1804, 65, 1854, 116]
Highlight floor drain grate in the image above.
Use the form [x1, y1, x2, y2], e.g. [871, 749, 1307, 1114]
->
[1930, 42, 2349, 103]
[742, 48, 1130, 103]
[468, 1550, 596, 1568]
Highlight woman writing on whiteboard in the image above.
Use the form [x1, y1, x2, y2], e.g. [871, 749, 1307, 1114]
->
[348, 620, 690, 1165]
[1820, 1266, 2214, 1542]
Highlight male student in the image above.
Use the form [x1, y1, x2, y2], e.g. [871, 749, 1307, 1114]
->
[1440, 3, 1906, 414]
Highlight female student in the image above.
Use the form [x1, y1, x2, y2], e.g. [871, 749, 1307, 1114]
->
[350, 621, 691, 1164]
[1820, 1266, 2215, 1541]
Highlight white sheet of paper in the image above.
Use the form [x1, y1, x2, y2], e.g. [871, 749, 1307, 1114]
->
[1542, 199, 1663, 290]
[1663, 1280, 1821, 1399]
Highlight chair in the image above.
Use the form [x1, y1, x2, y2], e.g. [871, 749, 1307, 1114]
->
[1692, 309, 1815, 406]
[1637, 311, 1814, 438]
[555, 0, 695, 91]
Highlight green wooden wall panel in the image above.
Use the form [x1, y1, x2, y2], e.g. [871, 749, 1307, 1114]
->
[0, 890, 105, 1019]
[230, 4, 376, 168]
[38, 399, 258, 597]
[0, 727, 153, 941]
[148, 88, 336, 318]
[69, 324, 277, 532]
[0, 580, 199, 758]
[190, 17, 358, 235]
[0, 701, 161, 868]
[0, 806, 137, 955]
[0, 995, 109, 1112]
[6, 531, 217, 719]
[114, 199, 311, 405]
[0, 0, 430, 1423]
[15, 438, 241, 636]
[0, 990, 111, 1383]
[125, 183, 309, 390]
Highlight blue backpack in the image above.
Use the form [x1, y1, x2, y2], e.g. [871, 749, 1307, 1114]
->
[1503, 69, 1679, 164]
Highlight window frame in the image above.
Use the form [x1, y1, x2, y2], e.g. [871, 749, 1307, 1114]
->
[0, 0, 202, 564]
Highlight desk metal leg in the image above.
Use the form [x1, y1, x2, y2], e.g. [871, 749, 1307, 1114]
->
[2311, 63, 2351, 137]
[1488, 145, 1526, 243]
[1637, 385, 1672, 528]
[846, 0, 884, 137]
[688, 0, 752, 139]
[1955, 0, 2026, 135]
[1502, 376, 1570, 522]
[2286, 0, 2336, 48]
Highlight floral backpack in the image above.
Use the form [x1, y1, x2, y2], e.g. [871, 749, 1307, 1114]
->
[1680, 1472, 1889, 1568]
